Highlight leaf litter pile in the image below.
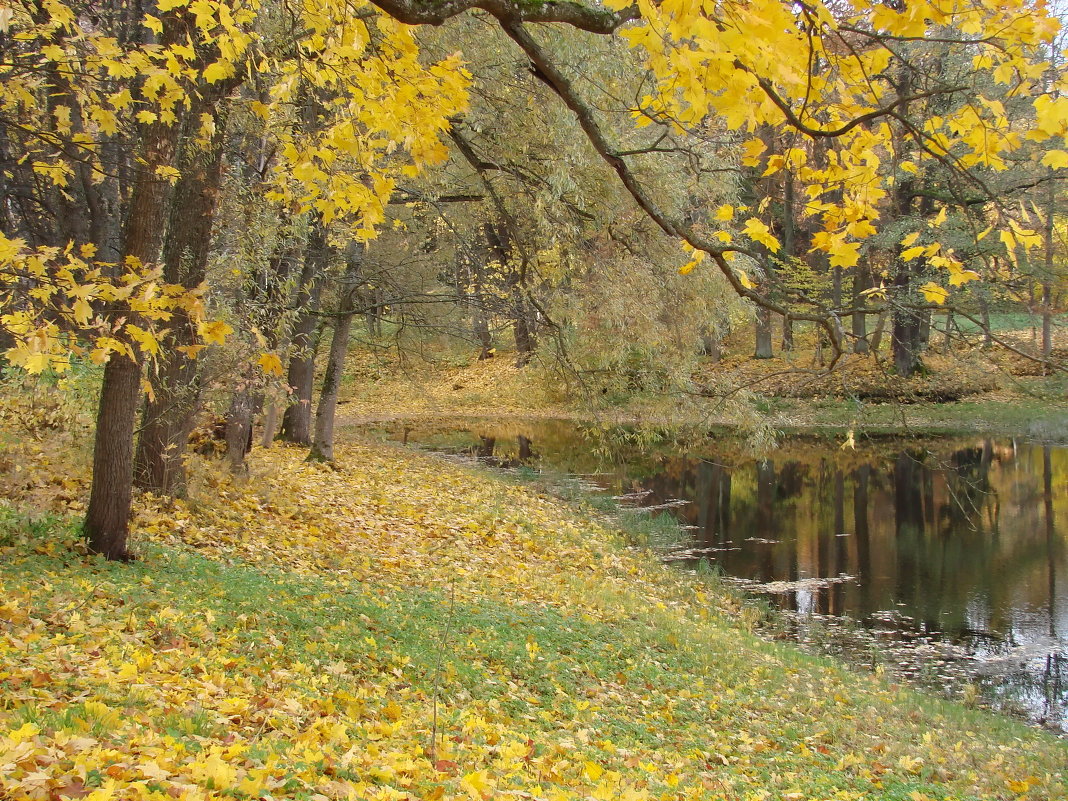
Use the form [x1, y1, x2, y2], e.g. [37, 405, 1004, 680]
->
[1, 440, 1065, 801]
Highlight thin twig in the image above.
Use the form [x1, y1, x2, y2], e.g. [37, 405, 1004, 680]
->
[428, 576, 458, 763]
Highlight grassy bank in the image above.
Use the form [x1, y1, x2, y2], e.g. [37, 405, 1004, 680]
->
[338, 348, 1068, 441]
[1, 440, 1065, 801]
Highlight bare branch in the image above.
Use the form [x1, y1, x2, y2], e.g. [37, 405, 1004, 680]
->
[365, 0, 639, 32]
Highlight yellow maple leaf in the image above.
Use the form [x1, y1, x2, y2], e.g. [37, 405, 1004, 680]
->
[258, 352, 284, 376]
[919, 282, 949, 305]
[460, 769, 492, 799]
[828, 241, 861, 269]
[742, 218, 780, 252]
[198, 320, 233, 345]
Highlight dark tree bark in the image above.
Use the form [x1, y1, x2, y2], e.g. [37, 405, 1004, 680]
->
[310, 244, 362, 462]
[463, 249, 493, 359]
[134, 96, 231, 496]
[852, 263, 870, 353]
[84, 354, 143, 561]
[891, 257, 924, 378]
[512, 289, 536, 367]
[84, 119, 180, 559]
[918, 307, 931, 351]
[279, 215, 329, 445]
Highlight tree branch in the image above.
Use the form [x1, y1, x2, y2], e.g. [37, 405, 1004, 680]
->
[366, 0, 639, 32]
[497, 19, 846, 361]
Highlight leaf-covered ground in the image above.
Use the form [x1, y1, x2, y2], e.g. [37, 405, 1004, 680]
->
[336, 345, 1068, 440]
[1, 440, 1066, 801]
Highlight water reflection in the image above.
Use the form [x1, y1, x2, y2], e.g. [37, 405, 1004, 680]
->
[362, 420, 1068, 731]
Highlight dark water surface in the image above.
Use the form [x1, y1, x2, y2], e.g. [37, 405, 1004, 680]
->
[358, 418, 1068, 732]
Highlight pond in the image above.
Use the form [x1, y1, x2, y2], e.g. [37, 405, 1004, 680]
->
[355, 418, 1068, 733]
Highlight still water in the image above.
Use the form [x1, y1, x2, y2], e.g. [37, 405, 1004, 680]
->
[360, 418, 1067, 732]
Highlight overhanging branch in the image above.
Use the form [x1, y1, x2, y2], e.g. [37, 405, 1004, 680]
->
[366, 0, 639, 32]
[497, 19, 846, 361]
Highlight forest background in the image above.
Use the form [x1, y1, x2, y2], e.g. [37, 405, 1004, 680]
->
[1, 1, 1068, 799]
[0, 0, 1066, 556]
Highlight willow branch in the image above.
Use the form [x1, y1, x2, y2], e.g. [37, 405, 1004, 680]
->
[498, 19, 844, 361]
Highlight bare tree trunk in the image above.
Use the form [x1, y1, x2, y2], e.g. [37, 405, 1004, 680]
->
[700, 328, 721, 362]
[512, 289, 536, 367]
[280, 215, 328, 445]
[134, 95, 230, 496]
[85, 354, 142, 561]
[1043, 178, 1055, 365]
[869, 309, 889, 356]
[261, 403, 282, 447]
[84, 119, 179, 559]
[224, 383, 257, 473]
[310, 245, 362, 462]
[461, 252, 493, 359]
[781, 314, 793, 352]
[978, 293, 993, 347]
[891, 258, 923, 378]
[754, 305, 773, 359]
[918, 307, 931, 352]
[852, 263, 870, 353]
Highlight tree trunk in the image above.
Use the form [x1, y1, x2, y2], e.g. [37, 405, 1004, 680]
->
[134, 97, 230, 496]
[852, 263, 870, 353]
[84, 354, 142, 561]
[870, 309, 889, 355]
[700, 328, 721, 362]
[310, 245, 362, 462]
[261, 402, 282, 447]
[83, 117, 180, 559]
[978, 292, 993, 347]
[464, 251, 493, 358]
[225, 384, 257, 474]
[512, 290, 535, 367]
[474, 311, 492, 359]
[891, 258, 923, 377]
[1042, 177, 1055, 365]
[279, 215, 329, 445]
[918, 307, 931, 352]
[754, 305, 773, 359]
[780, 314, 793, 352]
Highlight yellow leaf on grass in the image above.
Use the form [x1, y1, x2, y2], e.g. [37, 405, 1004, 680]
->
[460, 769, 492, 799]
[584, 761, 605, 782]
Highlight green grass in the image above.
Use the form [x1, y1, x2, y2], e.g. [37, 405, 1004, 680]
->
[952, 311, 1068, 334]
[2, 493, 1065, 801]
